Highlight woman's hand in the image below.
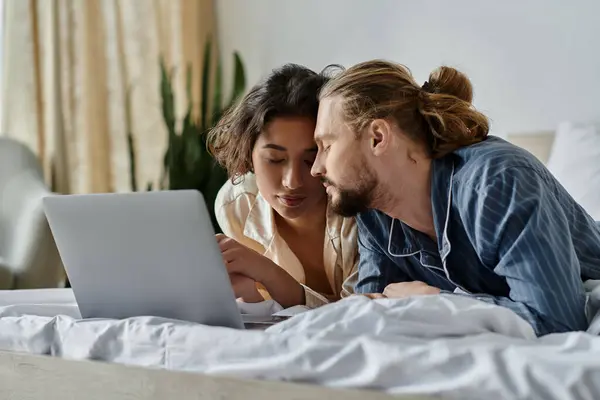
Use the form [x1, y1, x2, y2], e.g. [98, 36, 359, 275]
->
[215, 234, 305, 307]
[229, 273, 263, 303]
[215, 234, 276, 281]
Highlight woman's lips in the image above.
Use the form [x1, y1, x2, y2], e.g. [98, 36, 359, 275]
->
[277, 195, 306, 208]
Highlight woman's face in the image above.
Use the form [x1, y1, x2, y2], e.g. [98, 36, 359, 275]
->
[251, 116, 326, 220]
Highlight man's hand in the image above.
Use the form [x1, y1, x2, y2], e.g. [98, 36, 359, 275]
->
[361, 293, 386, 299]
[359, 282, 440, 300]
[383, 281, 440, 298]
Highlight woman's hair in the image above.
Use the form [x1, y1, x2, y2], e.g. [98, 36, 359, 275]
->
[319, 60, 489, 158]
[207, 63, 331, 181]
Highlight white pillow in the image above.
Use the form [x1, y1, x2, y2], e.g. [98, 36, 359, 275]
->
[546, 121, 600, 221]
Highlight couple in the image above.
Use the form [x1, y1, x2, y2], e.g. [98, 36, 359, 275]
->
[207, 60, 600, 336]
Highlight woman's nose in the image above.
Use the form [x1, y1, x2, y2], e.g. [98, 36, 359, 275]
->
[282, 165, 302, 190]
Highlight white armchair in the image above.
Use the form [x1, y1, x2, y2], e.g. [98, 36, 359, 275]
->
[0, 137, 65, 289]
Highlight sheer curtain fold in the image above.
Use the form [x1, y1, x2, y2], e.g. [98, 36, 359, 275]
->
[1, 0, 216, 194]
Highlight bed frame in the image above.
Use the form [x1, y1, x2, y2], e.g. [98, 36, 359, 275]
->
[507, 131, 555, 164]
[0, 131, 556, 400]
[0, 350, 432, 400]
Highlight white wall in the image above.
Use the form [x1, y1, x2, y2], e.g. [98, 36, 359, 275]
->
[216, 0, 600, 135]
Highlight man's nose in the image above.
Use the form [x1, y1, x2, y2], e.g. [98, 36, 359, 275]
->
[311, 153, 325, 177]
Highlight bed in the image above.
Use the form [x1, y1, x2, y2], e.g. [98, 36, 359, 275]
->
[0, 350, 407, 400]
[1, 127, 599, 400]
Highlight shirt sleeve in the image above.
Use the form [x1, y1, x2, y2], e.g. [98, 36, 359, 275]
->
[302, 285, 332, 308]
[340, 266, 359, 298]
[457, 167, 588, 336]
[354, 216, 411, 294]
[214, 183, 238, 239]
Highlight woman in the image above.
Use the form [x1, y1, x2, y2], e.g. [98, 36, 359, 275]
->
[207, 63, 358, 309]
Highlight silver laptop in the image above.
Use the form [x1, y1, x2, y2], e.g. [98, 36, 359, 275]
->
[43, 190, 282, 330]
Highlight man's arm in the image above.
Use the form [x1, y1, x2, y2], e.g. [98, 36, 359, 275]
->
[457, 167, 588, 336]
[354, 215, 411, 294]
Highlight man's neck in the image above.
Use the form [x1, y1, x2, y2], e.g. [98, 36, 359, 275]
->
[375, 173, 436, 241]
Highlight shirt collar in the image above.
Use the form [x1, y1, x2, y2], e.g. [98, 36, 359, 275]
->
[389, 155, 455, 260]
[242, 193, 342, 255]
[243, 192, 276, 249]
[431, 155, 455, 261]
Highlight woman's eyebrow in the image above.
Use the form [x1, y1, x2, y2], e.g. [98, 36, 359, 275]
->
[262, 144, 286, 151]
[262, 144, 317, 152]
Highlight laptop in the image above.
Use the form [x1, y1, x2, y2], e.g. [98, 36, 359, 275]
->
[43, 190, 286, 330]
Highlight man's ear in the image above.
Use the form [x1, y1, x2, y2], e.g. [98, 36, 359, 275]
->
[368, 119, 392, 156]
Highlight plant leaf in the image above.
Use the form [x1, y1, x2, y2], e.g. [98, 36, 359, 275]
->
[182, 64, 194, 140]
[124, 87, 137, 192]
[226, 51, 246, 109]
[211, 55, 223, 127]
[126, 131, 137, 192]
[185, 63, 193, 115]
[159, 56, 176, 138]
[200, 37, 212, 133]
[159, 56, 178, 188]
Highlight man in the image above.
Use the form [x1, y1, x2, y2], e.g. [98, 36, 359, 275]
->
[310, 59, 600, 336]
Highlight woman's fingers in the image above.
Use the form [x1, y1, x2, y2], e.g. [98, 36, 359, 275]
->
[221, 246, 240, 261]
[221, 248, 245, 273]
[215, 233, 229, 249]
[216, 234, 237, 252]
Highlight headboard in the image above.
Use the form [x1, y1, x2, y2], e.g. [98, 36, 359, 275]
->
[504, 131, 555, 164]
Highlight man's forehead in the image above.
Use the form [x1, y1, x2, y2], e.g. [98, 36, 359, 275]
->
[315, 97, 343, 139]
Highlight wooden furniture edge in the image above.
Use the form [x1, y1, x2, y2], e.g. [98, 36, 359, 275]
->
[505, 130, 555, 164]
[0, 350, 436, 400]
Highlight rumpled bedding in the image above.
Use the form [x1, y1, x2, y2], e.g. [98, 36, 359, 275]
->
[0, 287, 599, 400]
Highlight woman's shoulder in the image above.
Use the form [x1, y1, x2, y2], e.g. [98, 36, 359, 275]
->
[216, 173, 259, 206]
[214, 173, 260, 233]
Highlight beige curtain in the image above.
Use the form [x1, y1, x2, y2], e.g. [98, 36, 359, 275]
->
[1, 0, 216, 194]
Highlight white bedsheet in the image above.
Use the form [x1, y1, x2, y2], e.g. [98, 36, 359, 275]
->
[0, 289, 599, 400]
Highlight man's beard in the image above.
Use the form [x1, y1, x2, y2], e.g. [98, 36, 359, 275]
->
[324, 168, 378, 217]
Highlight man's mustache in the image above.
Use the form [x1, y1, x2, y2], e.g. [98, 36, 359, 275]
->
[320, 177, 334, 186]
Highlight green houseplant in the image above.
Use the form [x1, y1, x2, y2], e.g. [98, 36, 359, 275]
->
[128, 38, 246, 233]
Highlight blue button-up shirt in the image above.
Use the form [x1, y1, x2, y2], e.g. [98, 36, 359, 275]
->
[354, 136, 600, 336]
